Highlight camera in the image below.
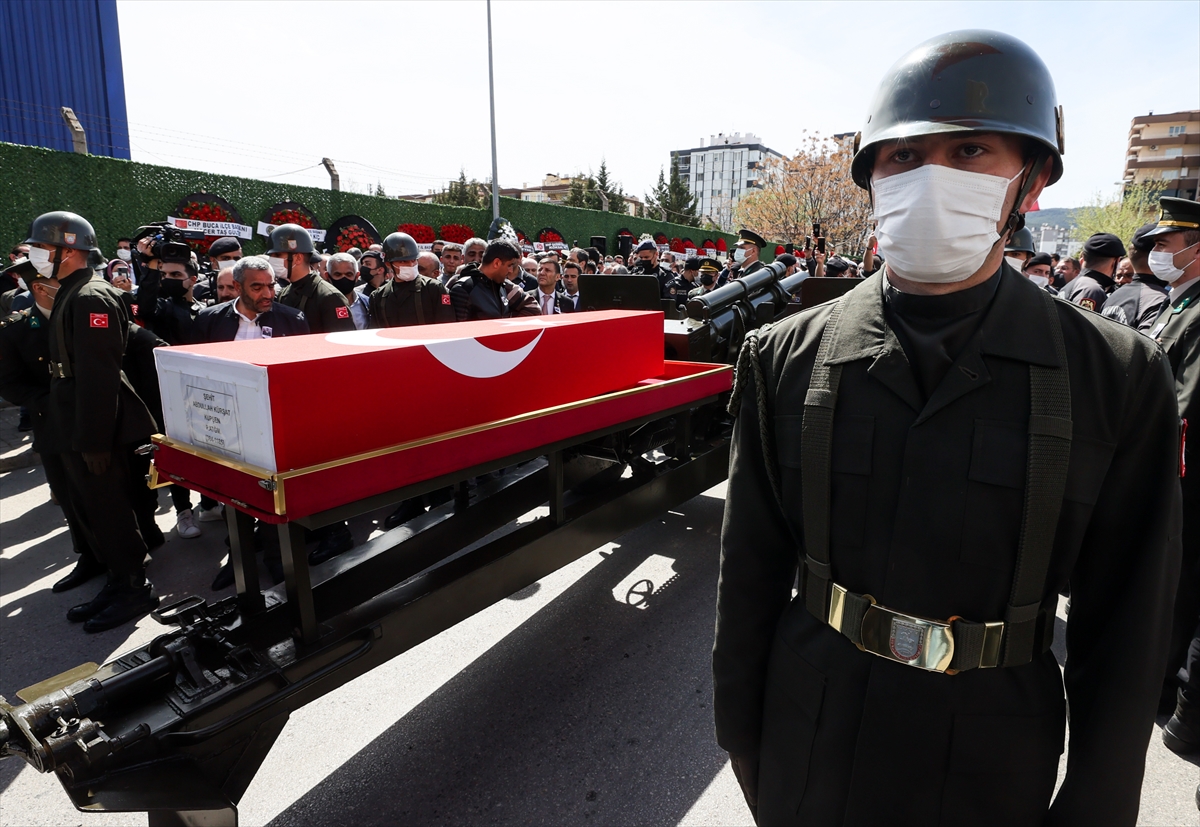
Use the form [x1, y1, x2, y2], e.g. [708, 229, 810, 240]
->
[132, 222, 202, 264]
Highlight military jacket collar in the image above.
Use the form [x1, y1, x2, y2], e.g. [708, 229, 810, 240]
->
[824, 265, 1062, 369]
[1078, 267, 1115, 292]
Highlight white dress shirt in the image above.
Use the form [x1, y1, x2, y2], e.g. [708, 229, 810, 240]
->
[234, 303, 263, 340]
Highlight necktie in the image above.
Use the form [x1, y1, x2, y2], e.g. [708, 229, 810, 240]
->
[543, 294, 553, 315]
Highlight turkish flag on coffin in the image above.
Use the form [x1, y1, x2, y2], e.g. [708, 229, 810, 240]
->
[152, 311, 664, 473]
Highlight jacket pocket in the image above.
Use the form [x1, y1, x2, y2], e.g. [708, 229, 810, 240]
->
[961, 420, 1027, 570]
[939, 711, 1064, 826]
[757, 634, 826, 821]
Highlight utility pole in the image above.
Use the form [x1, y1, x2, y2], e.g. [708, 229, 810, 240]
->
[322, 158, 340, 191]
[486, 0, 500, 220]
[60, 107, 87, 155]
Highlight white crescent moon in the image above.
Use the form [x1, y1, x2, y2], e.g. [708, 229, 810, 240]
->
[324, 328, 544, 378]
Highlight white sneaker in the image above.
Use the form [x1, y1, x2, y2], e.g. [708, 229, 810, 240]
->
[176, 509, 202, 539]
[196, 504, 225, 523]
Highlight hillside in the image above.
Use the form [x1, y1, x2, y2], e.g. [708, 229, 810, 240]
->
[1025, 206, 1078, 229]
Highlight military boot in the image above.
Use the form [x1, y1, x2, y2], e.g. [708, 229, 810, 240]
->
[1163, 690, 1200, 755]
[83, 579, 159, 633]
[66, 577, 120, 622]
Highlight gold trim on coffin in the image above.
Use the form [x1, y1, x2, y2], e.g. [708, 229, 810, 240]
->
[152, 364, 732, 516]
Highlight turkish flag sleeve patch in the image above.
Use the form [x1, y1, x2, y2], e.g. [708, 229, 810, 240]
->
[89, 313, 109, 328]
[442, 294, 451, 305]
[335, 306, 350, 319]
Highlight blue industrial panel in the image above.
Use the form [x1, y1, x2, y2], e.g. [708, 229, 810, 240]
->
[0, 0, 130, 159]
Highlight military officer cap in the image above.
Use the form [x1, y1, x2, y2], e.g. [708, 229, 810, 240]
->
[736, 229, 767, 248]
[683, 257, 701, 271]
[776, 253, 798, 268]
[825, 256, 851, 275]
[2, 256, 41, 283]
[1143, 196, 1200, 241]
[698, 257, 720, 272]
[208, 236, 241, 257]
[1130, 222, 1160, 253]
[635, 239, 658, 253]
[1024, 252, 1053, 271]
[1082, 232, 1125, 259]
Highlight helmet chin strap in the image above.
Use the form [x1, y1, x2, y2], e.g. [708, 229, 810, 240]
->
[50, 246, 65, 279]
[1000, 153, 1049, 240]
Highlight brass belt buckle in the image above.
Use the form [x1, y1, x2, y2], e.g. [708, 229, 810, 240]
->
[860, 603, 955, 673]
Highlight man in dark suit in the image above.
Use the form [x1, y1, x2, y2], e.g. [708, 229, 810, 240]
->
[528, 256, 574, 314]
[560, 261, 582, 311]
[191, 256, 309, 343]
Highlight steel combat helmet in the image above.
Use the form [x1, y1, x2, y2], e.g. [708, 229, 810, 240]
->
[25, 211, 100, 252]
[850, 30, 1065, 190]
[381, 232, 419, 263]
[1004, 227, 1037, 255]
[266, 223, 316, 256]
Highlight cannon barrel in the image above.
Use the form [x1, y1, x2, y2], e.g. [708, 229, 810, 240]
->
[686, 260, 790, 322]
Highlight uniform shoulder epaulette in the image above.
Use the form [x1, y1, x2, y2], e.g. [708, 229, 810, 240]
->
[0, 309, 27, 329]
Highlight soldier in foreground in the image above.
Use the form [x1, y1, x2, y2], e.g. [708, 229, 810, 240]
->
[27, 211, 161, 632]
[713, 31, 1180, 825]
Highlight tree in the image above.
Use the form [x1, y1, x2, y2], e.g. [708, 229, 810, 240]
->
[732, 132, 872, 254]
[596, 159, 627, 215]
[432, 169, 484, 208]
[1072, 181, 1166, 246]
[564, 175, 602, 210]
[646, 156, 699, 227]
[374, 181, 387, 198]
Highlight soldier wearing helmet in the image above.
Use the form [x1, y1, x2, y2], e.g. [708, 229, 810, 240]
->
[269, 224, 355, 335]
[713, 31, 1180, 825]
[1004, 226, 1037, 272]
[26, 211, 161, 633]
[367, 231, 454, 329]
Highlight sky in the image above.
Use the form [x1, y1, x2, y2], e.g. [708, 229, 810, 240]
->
[116, 0, 1200, 211]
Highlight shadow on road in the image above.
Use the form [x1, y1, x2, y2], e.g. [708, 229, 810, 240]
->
[268, 493, 729, 827]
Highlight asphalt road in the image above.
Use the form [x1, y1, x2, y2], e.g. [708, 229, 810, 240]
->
[1, 457, 1196, 826]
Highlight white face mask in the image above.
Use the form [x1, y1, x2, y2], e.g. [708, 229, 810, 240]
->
[1004, 256, 1026, 272]
[733, 248, 747, 264]
[1027, 274, 1049, 288]
[872, 164, 1023, 284]
[268, 256, 289, 280]
[216, 258, 238, 271]
[392, 265, 418, 282]
[115, 248, 132, 261]
[26, 246, 56, 278]
[1148, 242, 1199, 284]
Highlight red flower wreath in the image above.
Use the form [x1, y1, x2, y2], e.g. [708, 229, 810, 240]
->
[179, 200, 235, 252]
[715, 239, 728, 252]
[335, 225, 373, 252]
[653, 232, 668, 245]
[269, 208, 315, 229]
[682, 239, 697, 250]
[538, 229, 564, 244]
[398, 223, 436, 244]
[669, 238, 685, 253]
[440, 224, 476, 244]
[775, 245, 786, 255]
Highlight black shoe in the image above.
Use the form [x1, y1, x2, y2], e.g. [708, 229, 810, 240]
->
[383, 499, 424, 530]
[211, 561, 235, 591]
[66, 579, 120, 623]
[83, 583, 159, 633]
[1163, 690, 1200, 755]
[310, 524, 353, 566]
[17, 412, 32, 431]
[52, 555, 105, 593]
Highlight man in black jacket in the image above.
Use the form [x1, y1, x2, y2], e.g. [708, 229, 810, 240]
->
[1101, 222, 1170, 333]
[368, 232, 455, 329]
[449, 239, 535, 321]
[269, 224, 355, 335]
[28, 211, 160, 633]
[191, 256, 309, 343]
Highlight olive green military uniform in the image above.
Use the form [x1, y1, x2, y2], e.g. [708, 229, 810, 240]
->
[48, 268, 157, 582]
[714, 269, 1180, 825]
[368, 275, 455, 328]
[277, 272, 355, 335]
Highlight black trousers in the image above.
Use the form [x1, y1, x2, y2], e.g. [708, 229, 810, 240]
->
[60, 447, 148, 582]
[42, 451, 99, 565]
[1169, 482, 1200, 694]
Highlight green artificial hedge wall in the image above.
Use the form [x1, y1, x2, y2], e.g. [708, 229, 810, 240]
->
[0, 142, 737, 259]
